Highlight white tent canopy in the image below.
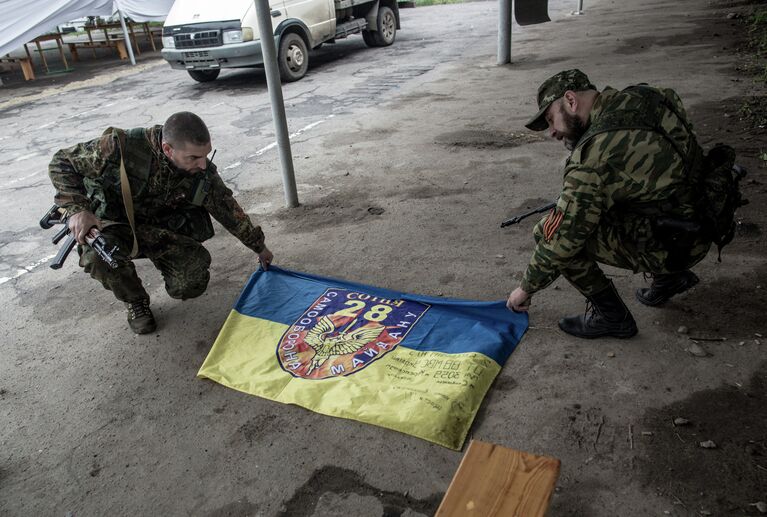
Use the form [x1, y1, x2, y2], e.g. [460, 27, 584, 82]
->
[0, 0, 173, 57]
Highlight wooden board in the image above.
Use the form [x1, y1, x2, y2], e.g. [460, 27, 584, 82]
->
[435, 440, 560, 517]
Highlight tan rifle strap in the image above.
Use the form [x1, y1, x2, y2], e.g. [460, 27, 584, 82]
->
[117, 136, 139, 258]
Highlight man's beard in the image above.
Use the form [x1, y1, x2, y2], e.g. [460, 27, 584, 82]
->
[169, 157, 203, 174]
[561, 107, 587, 151]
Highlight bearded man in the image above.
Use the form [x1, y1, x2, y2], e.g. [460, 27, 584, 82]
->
[506, 70, 712, 339]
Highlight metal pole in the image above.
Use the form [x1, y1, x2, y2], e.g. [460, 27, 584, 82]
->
[116, 8, 136, 65]
[497, 0, 512, 64]
[573, 0, 584, 15]
[254, 0, 299, 207]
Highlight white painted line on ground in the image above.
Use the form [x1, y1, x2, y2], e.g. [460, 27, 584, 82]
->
[13, 153, 40, 163]
[245, 115, 335, 160]
[0, 253, 57, 286]
[33, 101, 122, 131]
[249, 141, 278, 158]
[0, 171, 41, 190]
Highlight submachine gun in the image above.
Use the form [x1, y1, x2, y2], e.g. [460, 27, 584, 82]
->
[500, 201, 557, 228]
[39, 205, 119, 270]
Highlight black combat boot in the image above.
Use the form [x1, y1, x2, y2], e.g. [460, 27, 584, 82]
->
[635, 271, 699, 307]
[559, 282, 638, 339]
[125, 298, 156, 335]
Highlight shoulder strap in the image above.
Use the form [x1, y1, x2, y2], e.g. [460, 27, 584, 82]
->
[114, 130, 139, 258]
[575, 85, 700, 175]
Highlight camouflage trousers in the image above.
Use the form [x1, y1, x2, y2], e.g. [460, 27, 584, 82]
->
[79, 223, 211, 303]
[533, 216, 711, 297]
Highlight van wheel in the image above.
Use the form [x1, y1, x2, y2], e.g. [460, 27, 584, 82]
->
[188, 69, 220, 82]
[278, 33, 309, 82]
[372, 6, 396, 46]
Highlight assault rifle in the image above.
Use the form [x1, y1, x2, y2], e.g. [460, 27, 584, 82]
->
[39, 205, 119, 270]
[500, 201, 557, 228]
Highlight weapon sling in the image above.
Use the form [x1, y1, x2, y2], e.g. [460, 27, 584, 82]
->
[116, 136, 139, 258]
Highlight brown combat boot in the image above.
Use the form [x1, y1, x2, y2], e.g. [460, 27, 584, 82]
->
[635, 271, 699, 307]
[559, 282, 638, 339]
[125, 299, 156, 335]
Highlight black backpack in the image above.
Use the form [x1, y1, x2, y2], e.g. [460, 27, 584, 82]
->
[696, 143, 748, 259]
[577, 85, 748, 260]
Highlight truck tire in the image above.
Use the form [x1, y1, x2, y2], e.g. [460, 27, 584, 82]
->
[372, 6, 397, 46]
[362, 29, 377, 47]
[188, 69, 221, 82]
[278, 33, 309, 82]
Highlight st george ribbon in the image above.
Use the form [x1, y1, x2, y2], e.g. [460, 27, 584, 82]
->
[198, 267, 528, 449]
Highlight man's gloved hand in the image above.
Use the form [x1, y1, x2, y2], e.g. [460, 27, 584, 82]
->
[506, 287, 531, 313]
[68, 210, 103, 244]
[258, 246, 274, 270]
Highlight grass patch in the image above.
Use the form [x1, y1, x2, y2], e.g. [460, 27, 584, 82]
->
[737, 8, 767, 130]
[747, 7, 767, 84]
[738, 96, 767, 128]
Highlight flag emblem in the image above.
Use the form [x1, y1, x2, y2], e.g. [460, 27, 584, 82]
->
[277, 288, 430, 379]
[543, 208, 564, 241]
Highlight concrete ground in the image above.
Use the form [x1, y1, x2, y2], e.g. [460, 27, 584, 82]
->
[1, 0, 766, 515]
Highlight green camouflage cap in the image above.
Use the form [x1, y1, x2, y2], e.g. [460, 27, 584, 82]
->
[525, 69, 596, 131]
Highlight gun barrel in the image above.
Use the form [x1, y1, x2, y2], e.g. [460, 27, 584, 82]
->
[88, 234, 120, 269]
[500, 202, 556, 228]
[500, 216, 522, 228]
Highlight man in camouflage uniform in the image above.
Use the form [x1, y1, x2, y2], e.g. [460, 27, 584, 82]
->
[506, 70, 710, 338]
[48, 112, 273, 334]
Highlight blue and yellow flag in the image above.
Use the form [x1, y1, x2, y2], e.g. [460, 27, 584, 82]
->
[198, 267, 528, 449]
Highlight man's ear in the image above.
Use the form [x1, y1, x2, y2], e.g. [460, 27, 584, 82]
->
[161, 141, 173, 160]
[563, 90, 578, 114]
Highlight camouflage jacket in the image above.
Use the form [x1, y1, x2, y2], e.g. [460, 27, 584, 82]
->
[521, 86, 701, 294]
[48, 125, 265, 253]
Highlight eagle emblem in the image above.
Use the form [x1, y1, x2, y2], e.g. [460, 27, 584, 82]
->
[304, 317, 384, 374]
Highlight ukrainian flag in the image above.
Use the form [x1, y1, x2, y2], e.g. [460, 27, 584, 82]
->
[198, 267, 527, 449]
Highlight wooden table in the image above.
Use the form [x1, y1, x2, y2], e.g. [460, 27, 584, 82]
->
[24, 33, 70, 74]
[67, 39, 129, 62]
[85, 21, 158, 58]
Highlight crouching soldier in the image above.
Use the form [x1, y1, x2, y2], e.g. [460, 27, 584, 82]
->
[507, 70, 744, 338]
[48, 112, 273, 334]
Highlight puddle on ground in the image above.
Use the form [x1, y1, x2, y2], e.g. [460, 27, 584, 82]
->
[279, 465, 442, 517]
[434, 130, 545, 149]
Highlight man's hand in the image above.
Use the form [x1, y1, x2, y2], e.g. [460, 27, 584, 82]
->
[507, 287, 531, 313]
[68, 210, 102, 245]
[257, 247, 274, 270]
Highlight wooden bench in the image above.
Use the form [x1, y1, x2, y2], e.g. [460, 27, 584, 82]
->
[24, 33, 70, 74]
[0, 56, 35, 81]
[435, 440, 561, 517]
[85, 22, 157, 57]
[67, 40, 128, 61]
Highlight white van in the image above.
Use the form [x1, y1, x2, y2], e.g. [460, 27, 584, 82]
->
[161, 0, 399, 82]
